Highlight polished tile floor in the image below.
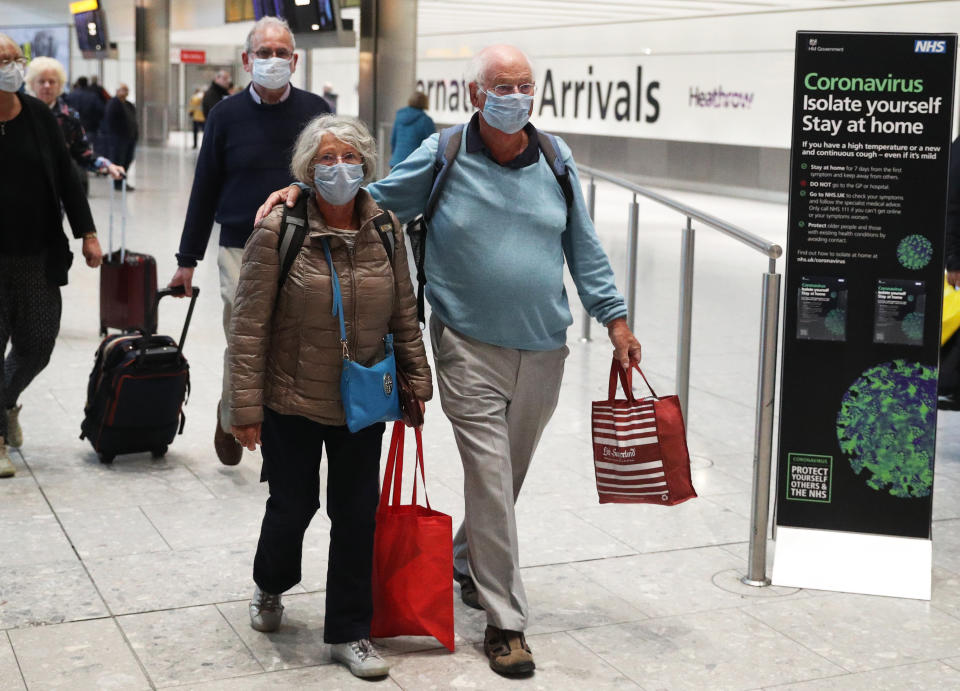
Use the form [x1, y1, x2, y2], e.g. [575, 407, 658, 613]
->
[3, 139, 960, 689]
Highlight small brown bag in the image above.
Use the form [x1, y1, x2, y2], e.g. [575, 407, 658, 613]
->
[396, 369, 424, 427]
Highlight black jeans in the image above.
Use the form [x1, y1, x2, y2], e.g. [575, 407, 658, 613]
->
[254, 406, 384, 643]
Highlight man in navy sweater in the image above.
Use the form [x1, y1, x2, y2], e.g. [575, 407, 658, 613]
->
[168, 16, 330, 466]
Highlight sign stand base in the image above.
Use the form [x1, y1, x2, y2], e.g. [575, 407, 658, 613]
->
[772, 526, 932, 600]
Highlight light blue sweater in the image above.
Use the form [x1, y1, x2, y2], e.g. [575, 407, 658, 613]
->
[367, 127, 627, 351]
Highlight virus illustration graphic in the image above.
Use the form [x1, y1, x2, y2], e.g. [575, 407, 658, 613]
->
[896, 234, 933, 270]
[836, 360, 936, 498]
[901, 312, 924, 340]
[825, 309, 846, 337]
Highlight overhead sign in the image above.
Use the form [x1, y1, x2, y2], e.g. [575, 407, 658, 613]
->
[773, 31, 957, 600]
[415, 52, 795, 149]
[179, 50, 207, 65]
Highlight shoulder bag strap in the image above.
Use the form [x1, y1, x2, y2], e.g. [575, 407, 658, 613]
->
[320, 237, 350, 360]
[371, 211, 396, 267]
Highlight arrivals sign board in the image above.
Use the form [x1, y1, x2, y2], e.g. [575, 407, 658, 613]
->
[773, 32, 956, 599]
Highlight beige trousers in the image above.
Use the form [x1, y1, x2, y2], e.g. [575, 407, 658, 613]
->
[430, 314, 567, 631]
[218, 246, 244, 432]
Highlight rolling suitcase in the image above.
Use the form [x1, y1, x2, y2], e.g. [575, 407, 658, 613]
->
[81, 287, 199, 463]
[99, 178, 158, 336]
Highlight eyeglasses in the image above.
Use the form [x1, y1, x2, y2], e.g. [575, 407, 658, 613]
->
[0, 58, 27, 69]
[488, 83, 535, 96]
[315, 152, 363, 166]
[253, 48, 293, 60]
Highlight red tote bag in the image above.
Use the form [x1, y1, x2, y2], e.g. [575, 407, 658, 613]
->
[370, 422, 455, 651]
[591, 360, 697, 506]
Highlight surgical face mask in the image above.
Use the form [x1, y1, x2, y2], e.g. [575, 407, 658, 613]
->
[0, 61, 24, 93]
[251, 57, 292, 90]
[481, 90, 534, 134]
[313, 162, 364, 206]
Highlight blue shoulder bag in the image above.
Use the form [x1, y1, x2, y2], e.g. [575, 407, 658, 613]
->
[320, 237, 401, 433]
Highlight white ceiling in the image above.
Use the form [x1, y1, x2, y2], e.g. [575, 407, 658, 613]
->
[416, 0, 930, 35]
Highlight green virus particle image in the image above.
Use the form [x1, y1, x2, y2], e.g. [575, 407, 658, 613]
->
[836, 359, 936, 498]
[825, 309, 846, 337]
[901, 312, 924, 340]
[896, 234, 933, 270]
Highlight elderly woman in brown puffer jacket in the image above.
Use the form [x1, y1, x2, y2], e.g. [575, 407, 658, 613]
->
[228, 114, 431, 679]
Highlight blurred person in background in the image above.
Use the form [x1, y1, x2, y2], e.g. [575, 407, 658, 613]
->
[25, 56, 124, 195]
[0, 34, 102, 478]
[389, 90, 435, 169]
[202, 69, 231, 118]
[188, 85, 205, 149]
[63, 75, 104, 145]
[101, 84, 138, 191]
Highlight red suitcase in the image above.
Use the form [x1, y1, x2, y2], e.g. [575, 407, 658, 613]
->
[99, 178, 158, 335]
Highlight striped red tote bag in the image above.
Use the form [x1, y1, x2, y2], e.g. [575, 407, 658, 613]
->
[591, 360, 697, 506]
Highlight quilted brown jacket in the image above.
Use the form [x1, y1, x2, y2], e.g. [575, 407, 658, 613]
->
[229, 189, 432, 427]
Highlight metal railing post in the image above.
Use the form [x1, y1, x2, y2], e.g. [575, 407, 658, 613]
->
[742, 262, 781, 587]
[626, 194, 639, 333]
[581, 176, 597, 342]
[676, 217, 695, 420]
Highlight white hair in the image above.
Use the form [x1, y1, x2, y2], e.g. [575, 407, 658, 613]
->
[290, 115, 378, 185]
[25, 56, 67, 95]
[245, 16, 296, 54]
[468, 45, 535, 88]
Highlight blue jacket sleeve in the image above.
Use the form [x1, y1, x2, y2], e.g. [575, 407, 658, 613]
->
[557, 138, 628, 326]
[176, 107, 225, 267]
[367, 133, 439, 224]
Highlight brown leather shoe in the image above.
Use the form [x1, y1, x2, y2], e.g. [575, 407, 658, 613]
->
[454, 568, 482, 610]
[214, 401, 242, 466]
[484, 625, 535, 675]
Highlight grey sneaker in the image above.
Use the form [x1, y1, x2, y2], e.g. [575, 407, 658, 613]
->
[249, 586, 283, 632]
[6, 405, 22, 448]
[0, 438, 14, 478]
[330, 638, 390, 678]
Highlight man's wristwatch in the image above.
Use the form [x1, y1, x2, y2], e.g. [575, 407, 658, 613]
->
[83, 232, 97, 240]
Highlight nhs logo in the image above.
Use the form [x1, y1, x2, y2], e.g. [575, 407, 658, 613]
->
[914, 40, 946, 53]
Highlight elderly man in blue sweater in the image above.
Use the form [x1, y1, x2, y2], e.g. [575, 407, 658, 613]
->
[257, 43, 641, 676]
[169, 16, 330, 466]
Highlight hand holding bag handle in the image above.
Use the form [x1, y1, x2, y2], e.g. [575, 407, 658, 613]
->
[608, 359, 660, 403]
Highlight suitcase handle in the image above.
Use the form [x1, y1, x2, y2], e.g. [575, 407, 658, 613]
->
[108, 176, 128, 261]
[156, 286, 199, 353]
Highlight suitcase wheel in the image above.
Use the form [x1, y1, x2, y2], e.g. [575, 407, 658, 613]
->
[99, 452, 115, 464]
[151, 445, 168, 459]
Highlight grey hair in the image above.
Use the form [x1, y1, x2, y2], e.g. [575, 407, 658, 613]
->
[290, 114, 377, 185]
[245, 16, 296, 54]
[468, 45, 535, 89]
[25, 56, 67, 94]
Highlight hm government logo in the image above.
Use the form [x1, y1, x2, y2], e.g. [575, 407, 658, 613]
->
[808, 38, 818, 48]
[915, 39, 946, 54]
[382, 373, 394, 396]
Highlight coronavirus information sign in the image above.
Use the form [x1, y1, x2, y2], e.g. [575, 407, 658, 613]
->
[773, 32, 956, 599]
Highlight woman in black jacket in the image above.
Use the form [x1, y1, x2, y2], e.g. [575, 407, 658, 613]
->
[0, 34, 103, 478]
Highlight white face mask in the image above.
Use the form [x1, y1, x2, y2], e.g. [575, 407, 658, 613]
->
[0, 62, 24, 94]
[251, 57, 292, 90]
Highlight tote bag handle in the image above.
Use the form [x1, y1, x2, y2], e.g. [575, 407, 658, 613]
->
[607, 359, 660, 402]
[380, 422, 432, 511]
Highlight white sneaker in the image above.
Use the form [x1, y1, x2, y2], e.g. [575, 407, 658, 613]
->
[0, 438, 14, 478]
[249, 586, 283, 632]
[331, 638, 390, 678]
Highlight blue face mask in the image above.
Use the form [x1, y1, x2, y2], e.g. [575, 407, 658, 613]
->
[313, 162, 364, 206]
[481, 90, 534, 134]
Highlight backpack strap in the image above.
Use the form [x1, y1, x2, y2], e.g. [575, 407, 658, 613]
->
[277, 194, 309, 287]
[535, 129, 574, 210]
[371, 211, 396, 265]
[424, 124, 465, 222]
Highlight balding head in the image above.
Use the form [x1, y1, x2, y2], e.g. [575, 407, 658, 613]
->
[469, 45, 534, 91]
[0, 33, 23, 60]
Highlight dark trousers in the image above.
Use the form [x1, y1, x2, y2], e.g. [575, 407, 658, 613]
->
[254, 406, 384, 643]
[192, 120, 204, 149]
[0, 255, 61, 437]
